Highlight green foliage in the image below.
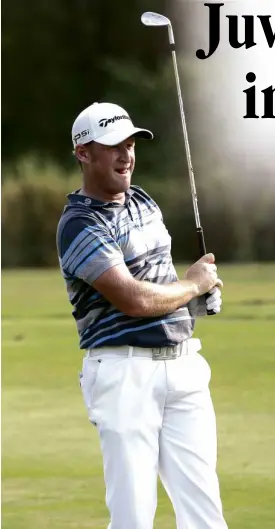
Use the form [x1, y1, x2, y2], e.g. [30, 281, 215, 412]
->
[2, 0, 274, 264]
[2, 158, 275, 267]
[1, 159, 80, 267]
[2, 0, 170, 167]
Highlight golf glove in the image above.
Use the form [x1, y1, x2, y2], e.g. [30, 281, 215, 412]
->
[206, 287, 222, 313]
[188, 287, 222, 317]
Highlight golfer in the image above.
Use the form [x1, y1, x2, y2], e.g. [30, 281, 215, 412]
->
[56, 102, 228, 529]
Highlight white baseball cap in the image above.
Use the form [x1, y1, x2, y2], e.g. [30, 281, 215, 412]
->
[72, 102, 153, 148]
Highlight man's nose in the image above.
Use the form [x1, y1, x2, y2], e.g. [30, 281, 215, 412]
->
[118, 146, 131, 162]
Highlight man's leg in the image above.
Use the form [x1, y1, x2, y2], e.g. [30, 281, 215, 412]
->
[82, 353, 166, 529]
[159, 350, 228, 529]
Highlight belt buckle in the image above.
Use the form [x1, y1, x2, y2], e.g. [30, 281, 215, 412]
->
[152, 346, 179, 361]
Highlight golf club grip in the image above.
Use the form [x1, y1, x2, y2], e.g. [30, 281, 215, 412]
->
[196, 228, 216, 316]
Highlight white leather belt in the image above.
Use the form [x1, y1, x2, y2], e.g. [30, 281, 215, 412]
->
[87, 338, 201, 361]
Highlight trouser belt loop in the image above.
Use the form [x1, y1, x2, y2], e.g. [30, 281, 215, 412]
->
[182, 340, 188, 355]
[128, 346, 134, 358]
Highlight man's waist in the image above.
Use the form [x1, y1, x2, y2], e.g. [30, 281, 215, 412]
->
[79, 310, 193, 350]
[86, 338, 201, 361]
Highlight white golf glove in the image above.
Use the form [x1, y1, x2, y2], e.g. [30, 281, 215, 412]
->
[188, 287, 222, 317]
[206, 287, 222, 313]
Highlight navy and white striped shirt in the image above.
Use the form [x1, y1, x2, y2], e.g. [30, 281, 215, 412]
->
[56, 185, 195, 349]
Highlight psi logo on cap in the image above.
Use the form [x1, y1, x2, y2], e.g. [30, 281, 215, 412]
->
[73, 129, 90, 144]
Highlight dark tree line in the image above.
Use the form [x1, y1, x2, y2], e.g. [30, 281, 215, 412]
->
[2, 0, 173, 167]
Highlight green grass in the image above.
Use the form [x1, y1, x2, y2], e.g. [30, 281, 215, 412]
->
[2, 264, 275, 528]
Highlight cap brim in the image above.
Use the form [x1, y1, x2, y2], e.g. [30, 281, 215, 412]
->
[94, 125, 153, 146]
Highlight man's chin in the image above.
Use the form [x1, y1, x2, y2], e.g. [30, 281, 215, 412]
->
[113, 171, 131, 189]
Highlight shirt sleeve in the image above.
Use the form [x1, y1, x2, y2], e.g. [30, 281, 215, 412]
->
[59, 216, 124, 284]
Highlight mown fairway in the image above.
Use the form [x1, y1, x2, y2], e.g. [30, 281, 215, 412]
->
[2, 264, 275, 529]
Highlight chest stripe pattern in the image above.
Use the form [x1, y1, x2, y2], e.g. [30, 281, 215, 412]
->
[56, 186, 194, 349]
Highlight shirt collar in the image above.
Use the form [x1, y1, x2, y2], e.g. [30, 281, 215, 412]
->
[67, 188, 135, 208]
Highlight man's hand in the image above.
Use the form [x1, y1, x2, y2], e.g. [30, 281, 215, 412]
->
[184, 253, 223, 297]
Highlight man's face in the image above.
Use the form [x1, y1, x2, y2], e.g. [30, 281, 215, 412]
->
[77, 136, 136, 198]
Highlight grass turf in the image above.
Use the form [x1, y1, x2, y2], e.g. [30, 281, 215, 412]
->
[2, 264, 275, 528]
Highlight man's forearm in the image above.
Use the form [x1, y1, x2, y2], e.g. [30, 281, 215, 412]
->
[92, 263, 203, 318]
[126, 278, 199, 317]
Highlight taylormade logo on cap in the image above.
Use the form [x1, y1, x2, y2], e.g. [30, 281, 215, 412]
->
[98, 115, 131, 128]
[72, 102, 153, 148]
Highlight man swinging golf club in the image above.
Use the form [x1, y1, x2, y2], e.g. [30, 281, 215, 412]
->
[56, 98, 228, 529]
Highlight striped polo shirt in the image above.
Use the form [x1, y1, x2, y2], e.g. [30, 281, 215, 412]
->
[56, 185, 195, 349]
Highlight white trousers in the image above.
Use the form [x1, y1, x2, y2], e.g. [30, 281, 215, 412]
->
[80, 339, 228, 529]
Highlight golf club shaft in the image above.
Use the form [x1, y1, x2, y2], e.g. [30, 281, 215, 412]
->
[168, 30, 206, 257]
[171, 50, 208, 258]
[167, 27, 216, 315]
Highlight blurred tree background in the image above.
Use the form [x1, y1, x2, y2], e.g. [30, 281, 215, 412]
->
[2, 0, 275, 267]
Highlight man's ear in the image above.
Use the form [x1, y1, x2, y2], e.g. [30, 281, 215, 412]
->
[75, 145, 91, 165]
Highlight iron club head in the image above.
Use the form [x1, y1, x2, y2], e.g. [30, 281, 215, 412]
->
[141, 11, 175, 45]
[141, 12, 171, 27]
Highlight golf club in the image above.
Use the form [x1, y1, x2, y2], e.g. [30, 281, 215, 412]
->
[141, 11, 217, 315]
